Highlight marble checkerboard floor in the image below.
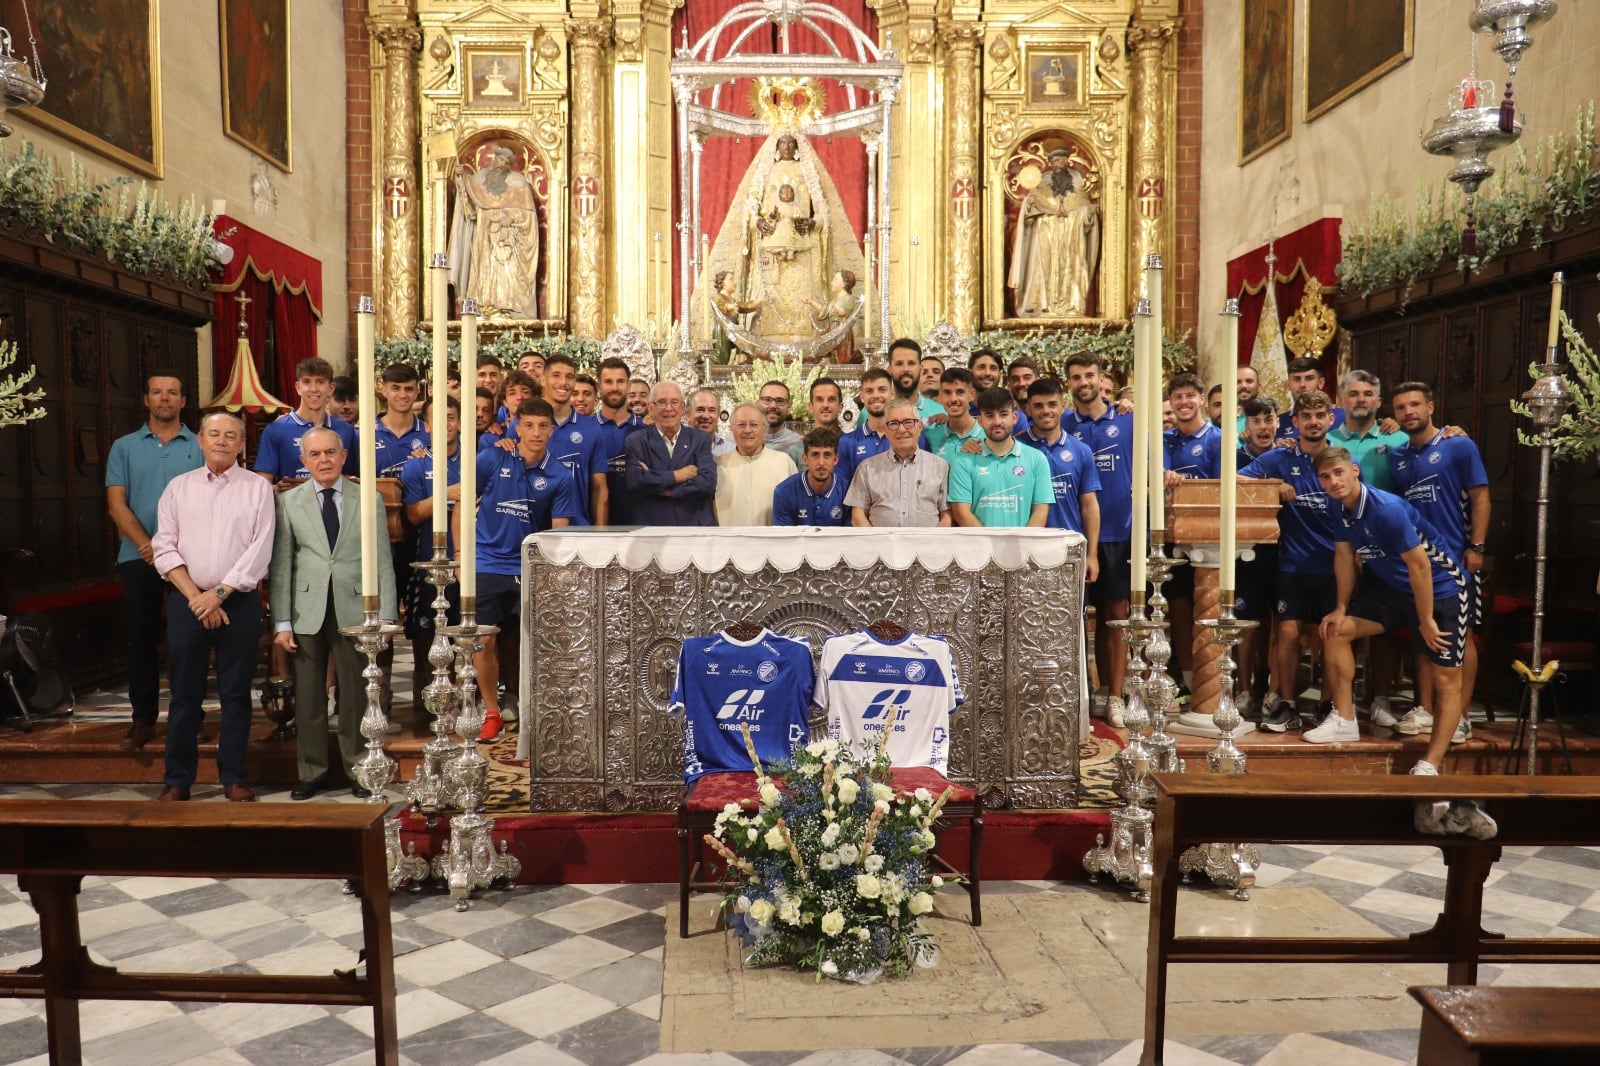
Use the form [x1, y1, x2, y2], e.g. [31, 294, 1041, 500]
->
[4, 781, 1600, 1065]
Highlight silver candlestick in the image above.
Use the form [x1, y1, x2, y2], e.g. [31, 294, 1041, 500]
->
[1088, 597, 1156, 902]
[1180, 595, 1261, 900]
[1141, 539, 1185, 777]
[407, 545, 464, 818]
[433, 612, 520, 910]
[341, 610, 429, 890]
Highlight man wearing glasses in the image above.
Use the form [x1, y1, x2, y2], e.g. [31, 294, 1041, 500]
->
[624, 381, 717, 525]
[844, 398, 951, 527]
[758, 381, 805, 466]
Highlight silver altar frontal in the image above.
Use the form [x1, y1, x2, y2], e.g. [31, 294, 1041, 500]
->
[520, 528, 1089, 812]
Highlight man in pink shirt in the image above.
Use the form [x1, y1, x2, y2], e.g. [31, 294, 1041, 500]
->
[150, 412, 276, 801]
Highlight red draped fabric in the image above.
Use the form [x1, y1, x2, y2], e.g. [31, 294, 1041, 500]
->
[671, 1, 877, 292]
[1224, 217, 1343, 374]
[209, 216, 323, 401]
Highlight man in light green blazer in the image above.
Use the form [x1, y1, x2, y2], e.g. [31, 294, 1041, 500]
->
[270, 427, 396, 798]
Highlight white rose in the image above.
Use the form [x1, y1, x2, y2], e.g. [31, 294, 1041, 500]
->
[864, 854, 884, 873]
[874, 799, 890, 814]
[931, 875, 944, 888]
[836, 843, 860, 865]
[759, 782, 781, 807]
[820, 909, 846, 936]
[856, 873, 882, 899]
[821, 739, 840, 757]
[764, 825, 787, 851]
[806, 741, 827, 757]
[914, 787, 933, 803]
[907, 891, 934, 915]
[820, 959, 839, 975]
[821, 823, 841, 847]
[856, 927, 870, 941]
[748, 898, 775, 924]
[836, 777, 860, 804]
[871, 782, 894, 802]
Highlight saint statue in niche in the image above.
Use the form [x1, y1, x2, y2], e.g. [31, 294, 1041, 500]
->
[448, 143, 540, 319]
[747, 133, 826, 342]
[1008, 148, 1099, 318]
[809, 270, 862, 364]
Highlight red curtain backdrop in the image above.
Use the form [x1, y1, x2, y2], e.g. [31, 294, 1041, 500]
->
[1224, 217, 1342, 373]
[210, 215, 324, 402]
[671, 1, 877, 294]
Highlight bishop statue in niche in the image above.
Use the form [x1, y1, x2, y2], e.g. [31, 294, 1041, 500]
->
[448, 143, 540, 319]
[1007, 148, 1099, 318]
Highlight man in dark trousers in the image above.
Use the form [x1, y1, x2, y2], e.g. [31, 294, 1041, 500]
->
[625, 381, 717, 526]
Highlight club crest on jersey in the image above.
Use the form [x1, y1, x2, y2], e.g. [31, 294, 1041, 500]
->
[1106, 425, 1120, 438]
[533, 478, 547, 490]
[1428, 451, 1441, 464]
[904, 661, 926, 682]
[1012, 465, 1026, 477]
[757, 660, 778, 683]
[1191, 445, 1202, 456]
[830, 506, 843, 519]
[569, 431, 583, 443]
[861, 689, 913, 720]
[715, 688, 767, 723]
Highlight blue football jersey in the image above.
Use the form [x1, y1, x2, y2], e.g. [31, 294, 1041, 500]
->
[1163, 422, 1223, 479]
[1387, 430, 1488, 561]
[1333, 484, 1465, 599]
[669, 630, 814, 781]
[1239, 446, 1339, 575]
[1060, 406, 1134, 542]
[1017, 429, 1102, 534]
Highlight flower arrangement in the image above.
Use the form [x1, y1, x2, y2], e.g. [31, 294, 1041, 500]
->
[729, 347, 824, 422]
[1513, 313, 1600, 463]
[0, 339, 46, 430]
[706, 725, 957, 982]
[969, 323, 1193, 380]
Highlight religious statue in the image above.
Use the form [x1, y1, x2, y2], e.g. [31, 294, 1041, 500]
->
[808, 269, 862, 364]
[712, 270, 763, 365]
[1007, 149, 1100, 318]
[747, 133, 825, 342]
[448, 144, 540, 319]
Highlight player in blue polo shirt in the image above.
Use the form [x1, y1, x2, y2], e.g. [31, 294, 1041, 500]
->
[472, 398, 582, 740]
[1240, 390, 1341, 732]
[836, 367, 895, 490]
[1387, 380, 1490, 740]
[537, 353, 608, 524]
[948, 388, 1053, 528]
[254, 357, 357, 480]
[591, 357, 647, 526]
[1060, 353, 1135, 725]
[773, 428, 850, 526]
[1018, 378, 1102, 554]
[363, 363, 430, 478]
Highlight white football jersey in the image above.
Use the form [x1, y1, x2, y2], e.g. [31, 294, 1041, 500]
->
[817, 630, 964, 773]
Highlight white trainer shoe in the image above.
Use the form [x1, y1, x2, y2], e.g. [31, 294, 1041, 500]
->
[1107, 696, 1127, 729]
[1369, 697, 1399, 729]
[1394, 707, 1434, 735]
[1451, 716, 1472, 744]
[1409, 760, 1450, 833]
[1303, 712, 1359, 744]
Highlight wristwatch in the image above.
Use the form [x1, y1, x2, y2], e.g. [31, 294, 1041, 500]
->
[213, 585, 232, 600]
[1468, 542, 1487, 554]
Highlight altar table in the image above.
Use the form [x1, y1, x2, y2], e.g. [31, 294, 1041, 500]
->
[519, 527, 1089, 811]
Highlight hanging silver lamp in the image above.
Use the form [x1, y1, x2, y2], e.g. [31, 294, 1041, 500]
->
[1469, 1, 1557, 131]
[1422, 76, 1522, 256]
[0, 8, 46, 139]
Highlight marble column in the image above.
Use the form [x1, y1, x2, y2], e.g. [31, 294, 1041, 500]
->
[567, 19, 609, 338]
[942, 23, 982, 335]
[369, 17, 423, 339]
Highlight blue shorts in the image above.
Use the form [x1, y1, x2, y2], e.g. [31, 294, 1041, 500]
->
[1089, 541, 1132, 605]
[1275, 571, 1336, 624]
[1347, 576, 1468, 669]
[475, 572, 521, 628]
[1235, 545, 1277, 622]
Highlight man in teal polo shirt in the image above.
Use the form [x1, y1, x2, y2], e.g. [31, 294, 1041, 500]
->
[105, 372, 204, 751]
[948, 388, 1052, 528]
[1326, 369, 1406, 491]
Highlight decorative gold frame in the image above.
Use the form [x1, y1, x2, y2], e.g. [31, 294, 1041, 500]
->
[1238, 0, 1292, 165]
[1304, 0, 1413, 123]
[461, 45, 529, 111]
[15, 0, 163, 178]
[218, 0, 292, 172]
[1022, 43, 1089, 111]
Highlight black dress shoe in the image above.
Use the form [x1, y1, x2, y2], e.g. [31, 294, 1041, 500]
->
[122, 720, 158, 751]
[351, 785, 373, 799]
[290, 776, 327, 801]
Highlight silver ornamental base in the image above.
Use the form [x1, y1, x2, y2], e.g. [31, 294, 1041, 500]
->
[1179, 602, 1260, 900]
[407, 548, 465, 818]
[340, 612, 429, 890]
[432, 614, 520, 910]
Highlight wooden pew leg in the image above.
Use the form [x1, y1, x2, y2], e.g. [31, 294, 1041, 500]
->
[18, 874, 85, 1065]
[1441, 844, 1500, 985]
[350, 868, 399, 1066]
[1142, 806, 1179, 1066]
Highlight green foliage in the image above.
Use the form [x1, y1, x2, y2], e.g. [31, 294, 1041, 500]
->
[728, 349, 824, 422]
[0, 141, 222, 289]
[1513, 313, 1600, 463]
[0, 339, 46, 430]
[969, 323, 1194, 379]
[1339, 102, 1600, 303]
[375, 327, 602, 373]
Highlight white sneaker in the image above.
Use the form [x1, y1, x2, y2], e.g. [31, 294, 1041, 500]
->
[1107, 696, 1127, 729]
[1394, 707, 1434, 735]
[1451, 717, 1472, 744]
[1303, 713, 1359, 744]
[1409, 760, 1450, 833]
[1369, 697, 1399, 729]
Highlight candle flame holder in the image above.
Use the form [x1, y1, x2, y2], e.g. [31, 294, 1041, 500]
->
[406, 545, 464, 819]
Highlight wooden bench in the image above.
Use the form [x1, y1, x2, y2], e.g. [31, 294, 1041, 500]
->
[1140, 773, 1600, 1066]
[0, 800, 398, 1065]
[1411, 986, 1600, 1064]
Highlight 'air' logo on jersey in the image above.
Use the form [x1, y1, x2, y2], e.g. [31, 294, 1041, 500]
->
[715, 688, 767, 722]
[861, 689, 913, 720]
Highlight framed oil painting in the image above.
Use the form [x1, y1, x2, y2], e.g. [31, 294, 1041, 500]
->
[463, 47, 526, 110]
[1240, 0, 1292, 164]
[1305, 0, 1413, 122]
[1024, 46, 1086, 111]
[220, 0, 291, 172]
[1, 0, 162, 176]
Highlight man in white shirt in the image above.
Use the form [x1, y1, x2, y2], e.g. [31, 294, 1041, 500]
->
[715, 403, 797, 525]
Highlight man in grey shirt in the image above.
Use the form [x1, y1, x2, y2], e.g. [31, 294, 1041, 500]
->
[759, 380, 805, 466]
[845, 398, 951, 527]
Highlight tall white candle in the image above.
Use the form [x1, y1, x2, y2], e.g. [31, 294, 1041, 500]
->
[356, 296, 378, 602]
[1130, 300, 1152, 595]
[430, 253, 450, 548]
[863, 237, 874, 348]
[700, 233, 712, 345]
[1147, 254, 1165, 535]
[1220, 299, 1242, 591]
[1547, 272, 1566, 350]
[458, 300, 479, 603]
